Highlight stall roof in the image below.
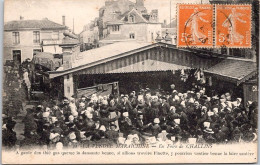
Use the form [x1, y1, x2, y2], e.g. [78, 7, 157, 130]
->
[71, 41, 152, 68]
[205, 59, 257, 85]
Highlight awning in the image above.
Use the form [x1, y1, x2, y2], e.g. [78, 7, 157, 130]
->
[204, 59, 257, 85]
[32, 52, 62, 71]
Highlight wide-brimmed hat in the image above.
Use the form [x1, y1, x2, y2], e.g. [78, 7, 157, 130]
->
[204, 128, 214, 134]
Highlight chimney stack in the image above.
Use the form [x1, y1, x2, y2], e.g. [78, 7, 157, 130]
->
[62, 15, 66, 26]
[20, 16, 24, 20]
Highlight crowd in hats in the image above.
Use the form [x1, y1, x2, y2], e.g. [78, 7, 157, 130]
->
[3, 80, 258, 150]
[2, 64, 258, 149]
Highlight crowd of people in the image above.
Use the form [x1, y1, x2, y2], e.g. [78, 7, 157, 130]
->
[2, 79, 258, 150]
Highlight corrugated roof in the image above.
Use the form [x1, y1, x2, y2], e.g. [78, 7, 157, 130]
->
[4, 19, 67, 31]
[71, 41, 152, 69]
[205, 59, 257, 85]
[108, 59, 190, 73]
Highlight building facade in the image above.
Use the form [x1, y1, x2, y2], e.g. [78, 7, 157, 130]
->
[80, 0, 162, 48]
[4, 17, 67, 64]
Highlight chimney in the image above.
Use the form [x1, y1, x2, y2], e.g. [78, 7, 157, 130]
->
[62, 15, 66, 26]
[20, 16, 24, 20]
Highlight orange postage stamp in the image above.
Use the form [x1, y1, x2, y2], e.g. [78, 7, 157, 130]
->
[177, 4, 213, 48]
[215, 4, 252, 48]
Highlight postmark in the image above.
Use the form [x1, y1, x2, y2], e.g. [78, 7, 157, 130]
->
[177, 4, 214, 48]
[215, 4, 252, 48]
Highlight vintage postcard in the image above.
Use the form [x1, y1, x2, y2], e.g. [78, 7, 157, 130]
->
[2, 0, 258, 164]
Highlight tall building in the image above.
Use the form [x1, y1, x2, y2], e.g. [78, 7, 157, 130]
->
[4, 17, 67, 64]
[97, 0, 161, 45]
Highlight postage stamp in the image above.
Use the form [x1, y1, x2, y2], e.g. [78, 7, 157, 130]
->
[177, 4, 214, 48]
[215, 4, 252, 48]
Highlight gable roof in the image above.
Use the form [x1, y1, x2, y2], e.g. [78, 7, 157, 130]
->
[120, 8, 148, 23]
[4, 19, 67, 31]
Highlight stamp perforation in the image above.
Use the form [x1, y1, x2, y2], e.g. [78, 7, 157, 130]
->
[176, 3, 214, 48]
[214, 4, 252, 48]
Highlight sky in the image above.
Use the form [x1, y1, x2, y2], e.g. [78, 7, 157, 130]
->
[4, 0, 208, 33]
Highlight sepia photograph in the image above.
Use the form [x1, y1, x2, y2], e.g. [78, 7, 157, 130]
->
[1, 0, 259, 164]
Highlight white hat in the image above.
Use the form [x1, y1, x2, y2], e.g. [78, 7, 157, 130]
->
[170, 106, 176, 111]
[127, 134, 134, 141]
[80, 131, 86, 138]
[180, 101, 186, 107]
[237, 98, 242, 102]
[232, 101, 238, 107]
[213, 108, 218, 114]
[174, 95, 180, 101]
[137, 95, 144, 101]
[69, 115, 74, 121]
[174, 119, 180, 125]
[171, 136, 176, 141]
[51, 117, 58, 123]
[69, 132, 76, 140]
[204, 128, 214, 134]
[118, 137, 126, 144]
[203, 122, 210, 128]
[45, 107, 51, 112]
[56, 142, 63, 150]
[43, 112, 50, 118]
[188, 98, 195, 103]
[99, 125, 106, 132]
[49, 133, 60, 140]
[154, 118, 160, 124]
[123, 112, 129, 117]
[207, 111, 214, 116]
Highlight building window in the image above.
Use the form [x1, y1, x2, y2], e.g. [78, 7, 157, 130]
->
[129, 15, 135, 23]
[12, 32, 20, 44]
[112, 25, 120, 32]
[88, 38, 91, 43]
[33, 49, 42, 56]
[67, 87, 70, 93]
[67, 75, 70, 80]
[33, 31, 40, 43]
[151, 32, 154, 41]
[129, 33, 135, 39]
[52, 32, 59, 40]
